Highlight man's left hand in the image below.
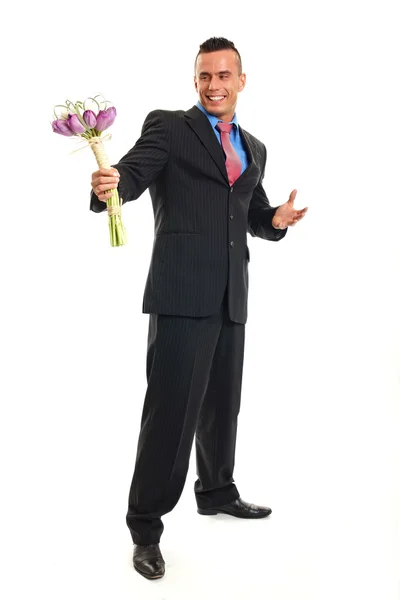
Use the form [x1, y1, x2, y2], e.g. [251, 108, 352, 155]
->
[272, 190, 308, 229]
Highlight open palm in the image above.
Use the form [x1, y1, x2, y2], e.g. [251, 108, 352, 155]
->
[272, 190, 308, 229]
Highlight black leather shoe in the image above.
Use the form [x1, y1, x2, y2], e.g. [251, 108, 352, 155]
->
[133, 543, 165, 579]
[197, 497, 272, 518]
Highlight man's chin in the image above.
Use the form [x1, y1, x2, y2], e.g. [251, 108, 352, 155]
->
[204, 103, 225, 116]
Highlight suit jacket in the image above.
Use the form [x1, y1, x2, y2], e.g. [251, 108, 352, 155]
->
[90, 105, 287, 324]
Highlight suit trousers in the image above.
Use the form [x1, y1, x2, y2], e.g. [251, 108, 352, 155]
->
[126, 287, 245, 545]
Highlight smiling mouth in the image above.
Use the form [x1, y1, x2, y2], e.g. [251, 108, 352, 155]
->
[207, 96, 226, 101]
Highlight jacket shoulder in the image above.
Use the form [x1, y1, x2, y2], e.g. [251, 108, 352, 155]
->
[240, 127, 265, 152]
[143, 108, 185, 121]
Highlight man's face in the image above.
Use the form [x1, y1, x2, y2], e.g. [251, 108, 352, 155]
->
[194, 49, 246, 122]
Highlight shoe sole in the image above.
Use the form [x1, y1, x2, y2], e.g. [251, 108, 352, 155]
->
[197, 507, 272, 518]
[133, 565, 165, 579]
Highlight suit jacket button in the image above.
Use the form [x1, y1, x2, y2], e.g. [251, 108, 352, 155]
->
[229, 214, 234, 219]
[230, 241, 235, 247]
[230, 187, 234, 193]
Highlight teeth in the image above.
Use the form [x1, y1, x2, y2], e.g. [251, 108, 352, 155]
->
[209, 96, 224, 100]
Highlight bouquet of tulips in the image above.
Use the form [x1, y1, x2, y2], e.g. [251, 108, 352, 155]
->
[51, 94, 127, 247]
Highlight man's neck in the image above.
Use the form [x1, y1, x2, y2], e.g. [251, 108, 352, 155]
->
[196, 101, 237, 125]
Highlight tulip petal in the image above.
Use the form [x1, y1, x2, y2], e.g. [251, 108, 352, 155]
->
[52, 119, 74, 136]
[83, 109, 97, 128]
[95, 110, 110, 131]
[105, 106, 117, 127]
[67, 113, 86, 134]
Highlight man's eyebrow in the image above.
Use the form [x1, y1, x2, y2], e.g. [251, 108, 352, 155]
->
[199, 70, 232, 76]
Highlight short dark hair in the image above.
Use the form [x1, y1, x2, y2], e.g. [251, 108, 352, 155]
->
[195, 37, 242, 75]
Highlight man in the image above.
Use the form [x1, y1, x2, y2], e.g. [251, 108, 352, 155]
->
[90, 37, 307, 580]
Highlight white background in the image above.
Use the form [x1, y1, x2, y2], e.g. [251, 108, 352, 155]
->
[1, 0, 399, 598]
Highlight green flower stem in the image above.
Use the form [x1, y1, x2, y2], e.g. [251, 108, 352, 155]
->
[106, 188, 127, 247]
[89, 137, 128, 247]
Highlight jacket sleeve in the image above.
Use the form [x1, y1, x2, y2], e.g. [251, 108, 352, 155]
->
[247, 144, 288, 241]
[90, 109, 170, 213]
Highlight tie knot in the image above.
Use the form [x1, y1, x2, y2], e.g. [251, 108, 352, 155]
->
[216, 122, 234, 135]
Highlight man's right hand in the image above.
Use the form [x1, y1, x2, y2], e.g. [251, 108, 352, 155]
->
[91, 168, 120, 202]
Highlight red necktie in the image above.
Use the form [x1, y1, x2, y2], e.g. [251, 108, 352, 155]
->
[215, 122, 242, 186]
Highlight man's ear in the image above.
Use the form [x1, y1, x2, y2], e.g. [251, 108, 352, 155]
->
[239, 73, 246, 92]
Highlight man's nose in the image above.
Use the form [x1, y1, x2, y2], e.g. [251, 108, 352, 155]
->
[208, 76, 221, 90]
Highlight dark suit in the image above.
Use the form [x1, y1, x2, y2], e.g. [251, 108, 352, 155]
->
[90, 105, 287, 544]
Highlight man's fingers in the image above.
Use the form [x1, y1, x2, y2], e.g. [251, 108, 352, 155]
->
[291, 207, 308, 221]
[91, 165, 120, 199]
[97, 176, 120, 185]
[97, 182, 119, 192]
[289, 209, 308, 226]
[288, 189, 297, 204]
[99, 167, 120, 177]
[96, 188, 115, 202]
[95, 183, 119, 202]
[91, 168, 120, 183]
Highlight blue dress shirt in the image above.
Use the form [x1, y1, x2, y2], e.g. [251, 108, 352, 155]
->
[196, 101, 248, 175]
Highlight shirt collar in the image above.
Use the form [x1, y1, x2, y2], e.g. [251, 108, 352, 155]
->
[196, 100, 239, 130]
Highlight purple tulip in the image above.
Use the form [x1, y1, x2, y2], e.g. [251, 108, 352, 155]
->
[52, 119, 74, 136]
[95, 110, 110, 131]
[67, 113, 86, 134]
[83, 109, 97, 128]
[105, 106, 117, 127]
[95, 106, 117, 131]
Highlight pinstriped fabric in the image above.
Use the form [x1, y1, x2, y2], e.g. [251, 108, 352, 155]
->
[87, 106, 288, 547]
[90, 105, 287, 323]
[126, 292, 244, 545]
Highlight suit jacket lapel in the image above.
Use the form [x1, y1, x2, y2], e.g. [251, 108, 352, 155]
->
[238, 127, 262, 179]
[184, 105, 260, 184]
[184, 106, 228, 183]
